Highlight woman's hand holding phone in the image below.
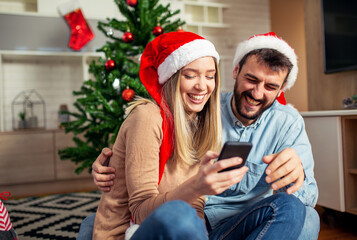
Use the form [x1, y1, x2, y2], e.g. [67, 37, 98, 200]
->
[189, 148, 250, 197]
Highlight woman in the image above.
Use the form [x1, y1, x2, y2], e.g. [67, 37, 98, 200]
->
[92, 32, 247, 240]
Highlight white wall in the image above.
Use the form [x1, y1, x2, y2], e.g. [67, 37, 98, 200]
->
[201, 0, 271, 92]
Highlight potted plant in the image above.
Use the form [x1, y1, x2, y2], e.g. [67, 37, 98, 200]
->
[18, 111, 27, 129]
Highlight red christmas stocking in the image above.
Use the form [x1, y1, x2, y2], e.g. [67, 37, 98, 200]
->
[0, 192, 17, 240]
[58, 0, 94, 51]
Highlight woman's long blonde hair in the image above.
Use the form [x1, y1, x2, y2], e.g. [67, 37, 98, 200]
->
[127, 59, 222, 166]
[163, 59, 222, 165]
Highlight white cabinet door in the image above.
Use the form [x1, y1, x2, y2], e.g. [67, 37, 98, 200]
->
[304, 116, 345, 211]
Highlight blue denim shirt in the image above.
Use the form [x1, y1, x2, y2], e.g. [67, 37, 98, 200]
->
[205, 92, 318, 229]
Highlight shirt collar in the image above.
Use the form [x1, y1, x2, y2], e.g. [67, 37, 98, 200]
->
[226, 93, 277, 129]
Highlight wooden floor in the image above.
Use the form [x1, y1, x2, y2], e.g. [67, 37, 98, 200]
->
[317, 205, 357, 240]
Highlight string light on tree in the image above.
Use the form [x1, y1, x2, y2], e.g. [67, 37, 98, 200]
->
[122, 87, 135, 101]
[105, 59, 116, 71]
[112, 78, 121, 92]
[106, 28, 114, 36]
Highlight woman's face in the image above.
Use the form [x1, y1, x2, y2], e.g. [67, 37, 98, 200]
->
[180, 57, 216, 117]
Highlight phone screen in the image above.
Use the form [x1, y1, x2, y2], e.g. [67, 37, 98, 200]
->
[218, 141, 252, 172]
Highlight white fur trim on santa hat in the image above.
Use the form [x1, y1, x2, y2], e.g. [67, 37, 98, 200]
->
[232, 35, 298, 91]
[125, 224, 140, 240]
[158, 39, 219, 84]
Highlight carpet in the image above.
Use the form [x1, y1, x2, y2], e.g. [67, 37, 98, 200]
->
[3, 191, 101, 240]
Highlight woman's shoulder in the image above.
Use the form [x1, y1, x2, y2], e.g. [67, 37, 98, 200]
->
[129, 100, 160, 117]
[125, 100, 162, 126]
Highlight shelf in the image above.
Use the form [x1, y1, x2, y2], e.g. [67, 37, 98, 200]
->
[0, 50, 104, 132]
[349, 169, 357, 175]
[163, 0, 230, 35]
[342, 116, 357, 214]
[0, 0, 124, 20]
[185, 22, 230, 28]
[0, 50, 104, 60]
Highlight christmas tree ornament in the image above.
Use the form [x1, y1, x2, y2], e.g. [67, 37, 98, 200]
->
[177, 26, 184, 32]
[123, 31, 134, 43]
[105, 59, 116, 71]
[112, 78, 121, 92]
[58, 0, 94, 51]
[126, 0, 137, 7]
[122, 87, 135, 101]
[153, 25, 164, 36]
[106, 28, 114, 36]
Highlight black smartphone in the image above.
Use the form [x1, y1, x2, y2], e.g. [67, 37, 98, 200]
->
[217, 141, 253, 172]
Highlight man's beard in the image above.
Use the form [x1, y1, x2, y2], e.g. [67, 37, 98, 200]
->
[233, 85, 276, 122]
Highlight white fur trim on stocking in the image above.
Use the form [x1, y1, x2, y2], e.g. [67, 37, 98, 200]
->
[58, 0, 81, 16]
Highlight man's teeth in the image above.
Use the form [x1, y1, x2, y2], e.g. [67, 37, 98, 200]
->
[247, 96, 259, 106]
[189, 94, 205, 100]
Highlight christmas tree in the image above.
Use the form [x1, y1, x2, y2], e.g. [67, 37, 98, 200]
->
[58, 0, 185, 174]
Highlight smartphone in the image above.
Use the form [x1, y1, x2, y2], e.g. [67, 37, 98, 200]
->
[217, 141, 252, 172]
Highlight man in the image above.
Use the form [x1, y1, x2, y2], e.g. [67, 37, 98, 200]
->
[80, 32, 319, 239]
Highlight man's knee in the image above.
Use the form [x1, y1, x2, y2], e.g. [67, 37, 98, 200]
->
[297, 206, 320, 240]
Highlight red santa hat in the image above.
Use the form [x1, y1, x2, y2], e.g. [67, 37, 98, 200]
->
[233, 32, 298, 105]
[139, 31, 219, 183]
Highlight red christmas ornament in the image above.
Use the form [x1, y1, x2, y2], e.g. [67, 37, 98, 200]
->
[105, 59, 116, 71]
[122, 88, 135, 101]
[123, 31, 134, 43]
[127, 0, 137, 7]
[177, 27, 184, 32]
[153, 25, 164, 36]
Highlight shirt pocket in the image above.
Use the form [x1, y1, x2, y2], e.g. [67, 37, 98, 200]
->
[217, 160, 268, 196]
[236, 160, 268, 195]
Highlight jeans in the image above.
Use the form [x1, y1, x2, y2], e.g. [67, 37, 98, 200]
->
[208, 193, 306, 240]
[77, 194, 319, 240]
[298, 205, 320, 240]
[77, 212, 96, 240]
[130, 200, 207, 240]
[77, 201, 207, 240]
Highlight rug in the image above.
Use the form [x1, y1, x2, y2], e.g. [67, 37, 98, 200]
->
[3, 191, 101, 240]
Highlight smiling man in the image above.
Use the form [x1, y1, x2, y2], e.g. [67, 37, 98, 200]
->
[204, 33, 319, 240]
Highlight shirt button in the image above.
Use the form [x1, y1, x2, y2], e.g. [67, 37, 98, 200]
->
[205, 196, 208, 201]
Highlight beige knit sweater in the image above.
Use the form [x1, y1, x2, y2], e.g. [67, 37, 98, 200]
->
[93, 102, 205, 240]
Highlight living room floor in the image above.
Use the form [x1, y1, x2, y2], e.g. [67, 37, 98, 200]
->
[317, 205, 357, 239]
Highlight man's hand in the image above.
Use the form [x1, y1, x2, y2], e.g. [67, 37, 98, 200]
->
[263, 148, 304, 194]
[92, 148, 115, 192]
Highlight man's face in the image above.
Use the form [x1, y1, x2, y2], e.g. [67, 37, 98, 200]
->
[232, 55, 287, 126]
